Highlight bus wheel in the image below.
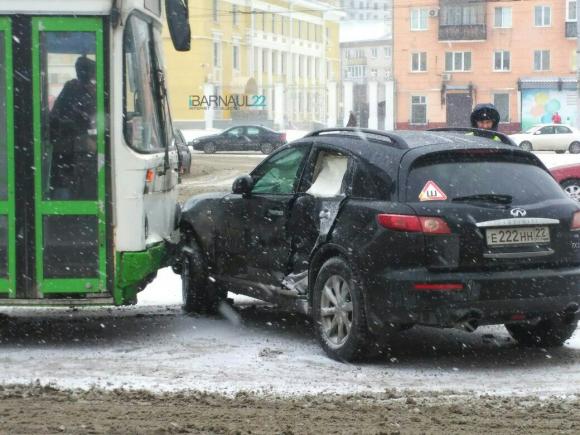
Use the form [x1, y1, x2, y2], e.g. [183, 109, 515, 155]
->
[182, 238, 220, 314]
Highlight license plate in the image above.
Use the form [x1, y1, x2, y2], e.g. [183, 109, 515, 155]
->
[486, 226, 550, 246]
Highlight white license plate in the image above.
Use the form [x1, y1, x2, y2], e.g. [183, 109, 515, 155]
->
[486, 226, 550, 246]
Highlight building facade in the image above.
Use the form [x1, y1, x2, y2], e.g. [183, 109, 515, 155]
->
[163, 0, 342, 130]
[393, 0, 577, 132]
[340, 23, 393, 128]
[339, 0, 392, 22]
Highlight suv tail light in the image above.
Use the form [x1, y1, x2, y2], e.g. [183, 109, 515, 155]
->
[281, 133, 287, 143]
[377, 214, 451, 235]
[572, 211, 580, 231]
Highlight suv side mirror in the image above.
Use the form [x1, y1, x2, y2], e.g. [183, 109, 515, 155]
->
[233, 175, 253, 196]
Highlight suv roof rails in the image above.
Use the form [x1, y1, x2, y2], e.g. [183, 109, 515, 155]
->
[305, 128, 409, 149]
[427, 127, 516, 146]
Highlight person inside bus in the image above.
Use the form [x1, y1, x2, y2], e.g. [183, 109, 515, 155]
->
[48, 55, 97, 200]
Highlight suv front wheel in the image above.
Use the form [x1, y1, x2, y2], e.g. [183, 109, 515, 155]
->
[505, 317, 578, 347]
[182, 238, 224, 314]
[312, 257, 369, 361]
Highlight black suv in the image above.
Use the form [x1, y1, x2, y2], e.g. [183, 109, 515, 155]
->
[179, 128, 580, 361]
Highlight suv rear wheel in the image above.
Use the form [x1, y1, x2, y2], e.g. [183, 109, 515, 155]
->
[312, 257, 369, 361]
[505, 317, 578, 347]
[182, 238, 224, 314]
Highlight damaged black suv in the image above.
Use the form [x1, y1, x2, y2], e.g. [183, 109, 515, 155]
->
[179, 128, 580, 361]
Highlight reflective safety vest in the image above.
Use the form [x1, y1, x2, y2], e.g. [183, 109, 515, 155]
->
[465, 131, 501, 141]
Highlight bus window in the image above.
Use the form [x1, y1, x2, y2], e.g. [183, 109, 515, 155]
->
[123, 16, 164, 153]
[41, 32, 98, 201]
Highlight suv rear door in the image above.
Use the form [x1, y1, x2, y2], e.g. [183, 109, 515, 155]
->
[399, 149, 580, 271]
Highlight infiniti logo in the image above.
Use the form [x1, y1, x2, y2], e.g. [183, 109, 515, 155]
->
[510, 208, 527, 217]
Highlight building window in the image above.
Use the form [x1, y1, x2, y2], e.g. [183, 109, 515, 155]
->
[282, 53, 287, 74]
[441, 5, 484, 25]
[272, 14, 276, 33]
[534, 50, 550, 70]
[263, 50, 267, 73]
[410, 8, 428, 31]
[445, 51, 472, 72]
[493, 93, 510, 122]
[233, 5, 239, 25]
[411, 96, 427, 124]
[494, 51, 510, 71]
[261, 12, 265, 31]
[233, 45, 239, 70]
[370, 47, 377, 58]
[213, 41, 221, 67]
[494, 7, 512, 28]
[384, 46, 392, 58]
[534, 5, 551, 27]
[298, 20, 302, 38]
[567, 1, 577, 21]
[411, 52, 427, 72]
[281, 16, 285, 35]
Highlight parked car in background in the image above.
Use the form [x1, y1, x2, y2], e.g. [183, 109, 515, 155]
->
[174, 129, 192, 175]
[190, 125, 287, 154]
[551, 164, 580, 201]
[179, 127, 580, 361]
[510, 124, 580, 154]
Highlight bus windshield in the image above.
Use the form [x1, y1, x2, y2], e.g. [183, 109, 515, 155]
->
[123, 15, 171, 153]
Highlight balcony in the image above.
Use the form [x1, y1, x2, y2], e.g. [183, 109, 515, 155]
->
[439, 1, 486, 41]
[439, 24, 487, 41]
[566, 21, 577, 38]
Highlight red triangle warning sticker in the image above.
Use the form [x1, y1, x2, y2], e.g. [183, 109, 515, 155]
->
[419, 181, 448, 201]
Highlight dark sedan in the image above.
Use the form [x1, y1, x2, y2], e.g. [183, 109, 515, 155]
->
[190, 125, 286, 154]
[179, 128, 580, 361]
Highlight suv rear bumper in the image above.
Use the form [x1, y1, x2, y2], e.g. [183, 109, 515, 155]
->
[364, 266, 580, 333]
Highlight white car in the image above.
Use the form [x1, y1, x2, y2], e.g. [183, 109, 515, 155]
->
[510, 124, 580, 154]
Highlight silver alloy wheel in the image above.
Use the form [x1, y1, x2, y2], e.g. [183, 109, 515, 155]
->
[564, 183, 580, 201]
[320, 275, 353, 347]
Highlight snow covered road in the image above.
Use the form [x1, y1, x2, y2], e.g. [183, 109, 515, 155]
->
[1, 268, 579, 398]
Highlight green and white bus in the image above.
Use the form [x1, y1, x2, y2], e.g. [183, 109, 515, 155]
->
[0, 0, 190, 305]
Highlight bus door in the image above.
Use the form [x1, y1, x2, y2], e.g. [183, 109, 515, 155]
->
[4, 16, 107, 299]
[32, 17, 107, 297]
[0, 18, 15, 297]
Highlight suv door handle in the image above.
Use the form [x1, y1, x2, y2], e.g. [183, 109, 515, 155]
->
[267, 208, 284, 217]
[319, 209, 331, 219]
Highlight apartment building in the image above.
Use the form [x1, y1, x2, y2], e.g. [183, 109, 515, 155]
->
[339, 0, 392, 22]
[393, 0, 577, 132]
[163, 0, 343, 130]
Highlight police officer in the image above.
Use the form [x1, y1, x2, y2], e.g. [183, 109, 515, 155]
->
[467, 103, 501, 141]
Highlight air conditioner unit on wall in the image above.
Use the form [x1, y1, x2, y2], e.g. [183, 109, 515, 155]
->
[442, 73, 452, 82]
[429, 8, 439, 17]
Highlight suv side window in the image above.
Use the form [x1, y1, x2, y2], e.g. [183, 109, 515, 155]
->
[252, 145, 309, 194]
[351, 160, 392, 200]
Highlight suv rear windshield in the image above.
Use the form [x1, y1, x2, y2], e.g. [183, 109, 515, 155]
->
[406, 154, 567, 205]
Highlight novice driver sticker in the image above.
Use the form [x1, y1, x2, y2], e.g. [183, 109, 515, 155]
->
[419, 181, 448, 201]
